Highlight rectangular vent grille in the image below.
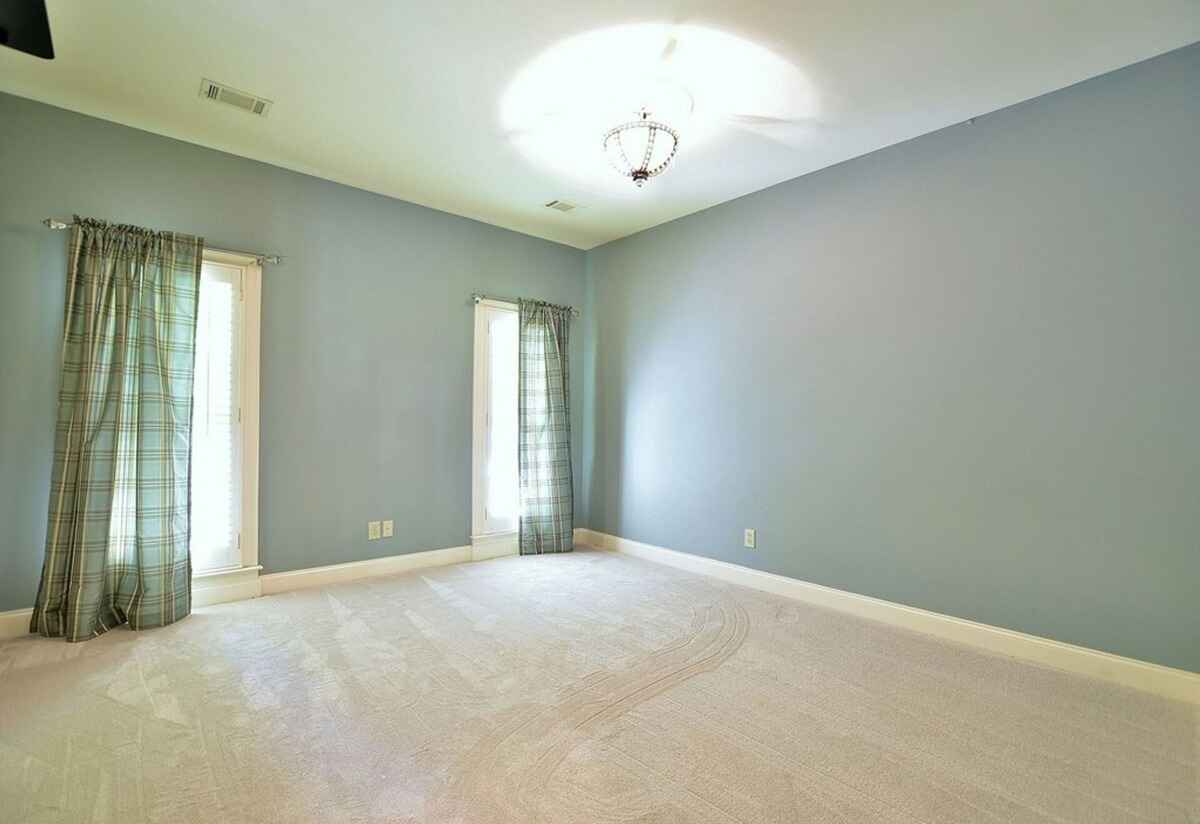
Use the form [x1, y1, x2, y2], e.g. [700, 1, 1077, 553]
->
[544, 200, 576, 212]
[199, 79, 272, 117]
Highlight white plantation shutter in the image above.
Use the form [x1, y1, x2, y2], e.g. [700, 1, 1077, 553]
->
[484, 309, 519, 531]
[190, 262, 243, 572]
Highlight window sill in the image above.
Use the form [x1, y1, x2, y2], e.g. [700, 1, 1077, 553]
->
[469, 530, 518, 561]
[193, 564, 262, 607]
[470, 529, 516, 541]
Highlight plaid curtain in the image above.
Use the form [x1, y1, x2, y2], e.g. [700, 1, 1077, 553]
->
[518, 300, 574, 554]
[30, 217, 203, 641]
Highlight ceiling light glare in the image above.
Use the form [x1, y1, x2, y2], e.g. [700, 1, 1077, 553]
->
[500, 23, 817, 191]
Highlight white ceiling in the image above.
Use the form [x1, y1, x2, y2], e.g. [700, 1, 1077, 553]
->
[3, 2, 1198, 249]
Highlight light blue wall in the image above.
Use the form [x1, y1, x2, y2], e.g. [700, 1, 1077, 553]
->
[0, 92, 586, 611]
[583, 44, 1200, 672]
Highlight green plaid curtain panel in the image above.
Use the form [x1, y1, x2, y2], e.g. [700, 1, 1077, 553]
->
[30, 217, 203, 641]
[518, 299, 574, 555]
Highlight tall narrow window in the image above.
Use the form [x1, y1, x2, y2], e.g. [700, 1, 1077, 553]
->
[190, 261, 243, 572]
[472, 300, 519, 537]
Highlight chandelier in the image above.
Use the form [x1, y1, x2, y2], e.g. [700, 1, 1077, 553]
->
[602, 109, 679, 187]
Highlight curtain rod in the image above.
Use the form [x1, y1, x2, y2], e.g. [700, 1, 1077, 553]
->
[42, 218, 283, 265]
[472, 292, 580, 317]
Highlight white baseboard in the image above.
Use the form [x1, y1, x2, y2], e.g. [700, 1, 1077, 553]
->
[575, 528, 1199, 704]
[471, 530, 519, 561]
[0, 608, 33, 641]
[0, 543, 501, 642]
[193, 565, 263, 608]
[0, 566, 266, 637]
[0, 542, 504, 638]
[260, 545, 473, 596]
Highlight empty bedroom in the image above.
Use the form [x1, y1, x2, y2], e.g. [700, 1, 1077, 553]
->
[0, 1, 1197, 822]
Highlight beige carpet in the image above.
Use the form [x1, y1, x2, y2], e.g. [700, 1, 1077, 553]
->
[0, 549, 1195, 823]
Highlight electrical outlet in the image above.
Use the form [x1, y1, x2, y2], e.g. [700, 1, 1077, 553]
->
[743, 528, 756, 549]
[382, 519, 394, 538]
[368, 521, 381, 541]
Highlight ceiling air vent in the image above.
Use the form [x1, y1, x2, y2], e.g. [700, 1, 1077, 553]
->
[199, 78, 272, 117]
[544, 200, 576, 212]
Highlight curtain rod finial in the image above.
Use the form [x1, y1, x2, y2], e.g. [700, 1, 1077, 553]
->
[43, 218, 70, 230]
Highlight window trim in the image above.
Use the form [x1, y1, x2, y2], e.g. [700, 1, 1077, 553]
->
[192, 249, 261, 601]
[471, 298, 518, 541]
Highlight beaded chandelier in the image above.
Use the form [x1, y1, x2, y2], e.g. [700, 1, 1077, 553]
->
[602, 109, 679, 187]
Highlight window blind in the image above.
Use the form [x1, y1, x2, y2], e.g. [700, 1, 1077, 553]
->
[190, 262, 243, 572]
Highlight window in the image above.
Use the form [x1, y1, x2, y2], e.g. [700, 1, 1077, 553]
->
[190, 252, 260, 577]
[472, 300, 519, 537]
[190, 261, 242, 571]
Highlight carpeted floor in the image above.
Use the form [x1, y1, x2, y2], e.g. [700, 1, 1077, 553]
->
[0, 549, 1195, 823]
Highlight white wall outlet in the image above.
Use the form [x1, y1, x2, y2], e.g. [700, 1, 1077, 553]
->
[743, 528, 757, 549]
[368, 520, 381, 541]
[382, 519, 394, 538]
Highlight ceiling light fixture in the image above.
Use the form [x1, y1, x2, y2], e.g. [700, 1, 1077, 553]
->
[602, 109, 679, 187]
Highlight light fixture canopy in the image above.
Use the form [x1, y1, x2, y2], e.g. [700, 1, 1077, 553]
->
[602, 109, 679, 187]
